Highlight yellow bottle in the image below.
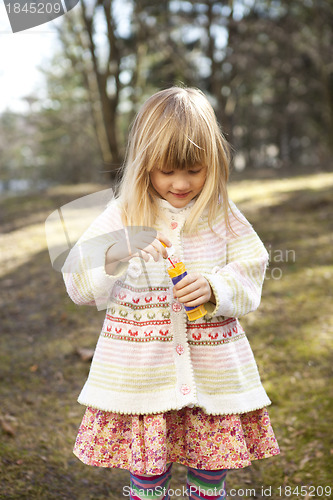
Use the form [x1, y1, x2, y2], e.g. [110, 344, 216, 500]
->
[162, 243, 207, 321]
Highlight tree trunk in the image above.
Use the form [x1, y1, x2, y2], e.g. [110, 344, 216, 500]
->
[81, 0, 122, 177]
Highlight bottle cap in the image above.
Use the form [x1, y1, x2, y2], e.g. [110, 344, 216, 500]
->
[161, 242, 175, 258]
[167, 261, 185, 278]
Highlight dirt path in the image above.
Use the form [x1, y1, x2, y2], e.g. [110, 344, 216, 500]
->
[1, 174, 332, 499]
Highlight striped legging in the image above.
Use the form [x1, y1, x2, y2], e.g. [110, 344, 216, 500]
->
[129, 463, 227, 499]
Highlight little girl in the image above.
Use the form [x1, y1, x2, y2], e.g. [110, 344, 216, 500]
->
[62, 87, 279, 499]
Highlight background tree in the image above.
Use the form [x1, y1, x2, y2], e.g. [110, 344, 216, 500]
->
[36, 51, 101, 184]
[1, 0, 332, 189]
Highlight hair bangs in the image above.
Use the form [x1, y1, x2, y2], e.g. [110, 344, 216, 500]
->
[146, 110, 211, 173]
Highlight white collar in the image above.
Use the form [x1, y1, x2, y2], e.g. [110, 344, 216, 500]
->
[158, 198, 196, 214]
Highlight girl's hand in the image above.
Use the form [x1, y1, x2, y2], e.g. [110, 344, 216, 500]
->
[173, 272, 215, 307]
[106, 228, 171, 265]
[135, 232, 172, 262]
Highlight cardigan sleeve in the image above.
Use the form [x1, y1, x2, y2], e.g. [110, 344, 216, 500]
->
[61, 200, 129, 310]
[203, 201, 269, 319]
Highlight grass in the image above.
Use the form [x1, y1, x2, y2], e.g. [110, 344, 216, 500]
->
[0, 172, 332, 499]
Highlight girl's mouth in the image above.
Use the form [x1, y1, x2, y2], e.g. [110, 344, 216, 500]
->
[171, 192, 191, 198]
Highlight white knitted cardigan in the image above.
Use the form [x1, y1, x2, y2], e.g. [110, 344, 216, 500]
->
[62, 197, 271, 415]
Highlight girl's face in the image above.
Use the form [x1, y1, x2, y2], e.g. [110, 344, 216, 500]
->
[150, 165, 207, 208]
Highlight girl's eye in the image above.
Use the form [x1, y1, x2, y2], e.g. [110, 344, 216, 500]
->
[189, 169, 202, 174]
[161, 171, 173, 175]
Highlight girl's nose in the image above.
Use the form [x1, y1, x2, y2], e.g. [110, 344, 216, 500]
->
[172, 172, 190, 191]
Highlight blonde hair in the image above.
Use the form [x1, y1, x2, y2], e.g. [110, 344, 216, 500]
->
[117, 86, 233, 234]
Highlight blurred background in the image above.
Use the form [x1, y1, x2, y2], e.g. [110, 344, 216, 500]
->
[1, 0, 332, 191]
[1, 1, 332, 499]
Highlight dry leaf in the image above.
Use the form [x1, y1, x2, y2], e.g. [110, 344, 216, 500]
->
[299, 455, 311, 469]
[1, 419, 15, 436]
[29, 364, 38, 372]
[54, 371, 64, 382]
[60, 312, 67, 322]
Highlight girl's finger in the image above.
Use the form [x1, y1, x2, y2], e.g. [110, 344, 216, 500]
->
[137, 250, 149, 262]
[184, 297, 206, 308]
[157, 232, 172, 248]
[137, 235, 157, 250]
[143, 244, 160, 262]
[174, 280, 198, 298]
[178, 290, 202, 304]
[130, 229, 157, 254]
[174, 273, 198, 292]
[137, 236, 169, 260]
[151, 238, 169, 259]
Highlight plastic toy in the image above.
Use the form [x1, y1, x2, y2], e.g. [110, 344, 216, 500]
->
[161, 243, 207, 321]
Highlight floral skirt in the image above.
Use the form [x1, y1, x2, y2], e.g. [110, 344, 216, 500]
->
[73, 406, 280, 475]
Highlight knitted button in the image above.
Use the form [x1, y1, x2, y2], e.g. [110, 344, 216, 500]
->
[127, 262, 142, 279]
[176, 344, 185, 355]
[180, 384, 191, 395]
[172, 302, 182, 312]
